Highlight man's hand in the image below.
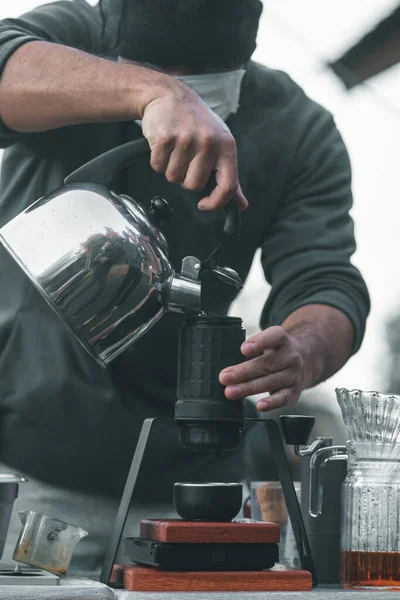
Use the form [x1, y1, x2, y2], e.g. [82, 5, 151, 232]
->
[219, 326, 308, 412]
[141, 79, 248, 211]
[0, 43, 247, 212]
[219, 305, 355, 413]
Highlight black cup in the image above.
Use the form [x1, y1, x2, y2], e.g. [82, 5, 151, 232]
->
[173, 482, 243, 522]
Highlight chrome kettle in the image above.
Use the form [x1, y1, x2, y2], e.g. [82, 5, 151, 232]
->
[0, 139, 242, 367]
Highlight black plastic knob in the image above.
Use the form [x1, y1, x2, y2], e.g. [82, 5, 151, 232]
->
[149, 196, 172, 223]
[280, 415, 315, 446]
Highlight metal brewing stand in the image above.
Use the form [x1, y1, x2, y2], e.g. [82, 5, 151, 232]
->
[100, 416, 317, 587]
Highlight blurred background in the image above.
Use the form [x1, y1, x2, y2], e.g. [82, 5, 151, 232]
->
[1, 0, 399, 435]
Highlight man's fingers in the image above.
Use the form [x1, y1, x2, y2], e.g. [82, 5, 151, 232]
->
[224, 369, 297, 400]
[197, 144, 239, 210]
[256, 389, 295, 412]
[197, 182, 238, 211]
[182, 151, 216, 192]
[165, 136, 196, 184]
[220, 350, 296, 385]
[241, 326, 288, 356]
[236, 183, 249, 211]
[150, 135, 175, 174]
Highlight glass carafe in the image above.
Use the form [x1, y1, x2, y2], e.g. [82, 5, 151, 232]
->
[337, 388, 400, 589]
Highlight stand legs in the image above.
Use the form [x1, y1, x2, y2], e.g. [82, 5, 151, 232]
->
[101, 418, 317, 587]
[100, 418, 156, 585]
[263, 420, 317, 585]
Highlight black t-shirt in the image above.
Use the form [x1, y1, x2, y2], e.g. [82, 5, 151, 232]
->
[0, 1, 370, 497]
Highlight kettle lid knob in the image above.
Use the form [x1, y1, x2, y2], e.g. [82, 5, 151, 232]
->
[149, 196, 172, 224]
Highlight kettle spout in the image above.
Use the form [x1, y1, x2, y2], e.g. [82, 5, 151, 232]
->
[168, 275, 202, 314]
[168, 256, 202, 314]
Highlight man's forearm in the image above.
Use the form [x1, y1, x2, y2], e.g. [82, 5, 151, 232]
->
[281, 304, 354, 389]
[0, 41, 167, 132]
[0, 40, 246, 210]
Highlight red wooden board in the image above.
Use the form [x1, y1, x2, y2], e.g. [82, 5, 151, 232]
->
[140, 519, 280, 544]
[122, 564, 312, 592]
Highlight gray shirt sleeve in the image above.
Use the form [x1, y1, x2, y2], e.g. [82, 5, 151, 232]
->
[0, 0, 103, 147]
[259, 100, 370, 354]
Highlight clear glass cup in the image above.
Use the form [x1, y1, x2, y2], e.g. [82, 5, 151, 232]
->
[13, 511, 88, 577]
[337, 388, 400, 589]
[251, 481, 301, 568]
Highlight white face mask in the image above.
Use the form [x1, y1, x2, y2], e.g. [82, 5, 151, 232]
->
[132, 67, 246, 127]
[176, 69, 246, 122]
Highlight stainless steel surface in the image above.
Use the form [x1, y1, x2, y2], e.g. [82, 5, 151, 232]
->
[168, 274, 201, 314]
[294, 437, 331, 458]
[0, 184, 185, 366]
[180, 257, 201, 281]
[13, 511, 88, 577]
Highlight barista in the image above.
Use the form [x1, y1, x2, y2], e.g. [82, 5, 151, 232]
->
[0, 0, 369, 570]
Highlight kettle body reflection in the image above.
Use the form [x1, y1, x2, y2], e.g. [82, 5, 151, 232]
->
[0, 139, 242, 367]
[0, 184, 184, 366]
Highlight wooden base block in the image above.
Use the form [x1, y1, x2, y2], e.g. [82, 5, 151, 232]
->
[122, 564, 312, 592]
[140, 519, 280, 544]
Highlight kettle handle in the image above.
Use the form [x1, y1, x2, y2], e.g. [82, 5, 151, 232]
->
[64, 138, 241, 238]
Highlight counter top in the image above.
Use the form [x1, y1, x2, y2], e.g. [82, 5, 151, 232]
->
[0, 578, 114, 600]
[0, 580, 394, 600]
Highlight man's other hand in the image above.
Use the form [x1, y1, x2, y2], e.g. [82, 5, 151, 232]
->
[141, 79, 248, 211]
[219, 326, 307, 412]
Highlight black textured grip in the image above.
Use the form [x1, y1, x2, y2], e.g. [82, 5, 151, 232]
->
[175, 316, 245, 423]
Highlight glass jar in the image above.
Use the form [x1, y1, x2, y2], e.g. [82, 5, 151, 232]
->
[250, 481, 301, 568]
[340, 441, 400, 588]
[337, 388, 400, 589]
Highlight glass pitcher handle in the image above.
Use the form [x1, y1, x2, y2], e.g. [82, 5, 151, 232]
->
[309, 446, 347, 517]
